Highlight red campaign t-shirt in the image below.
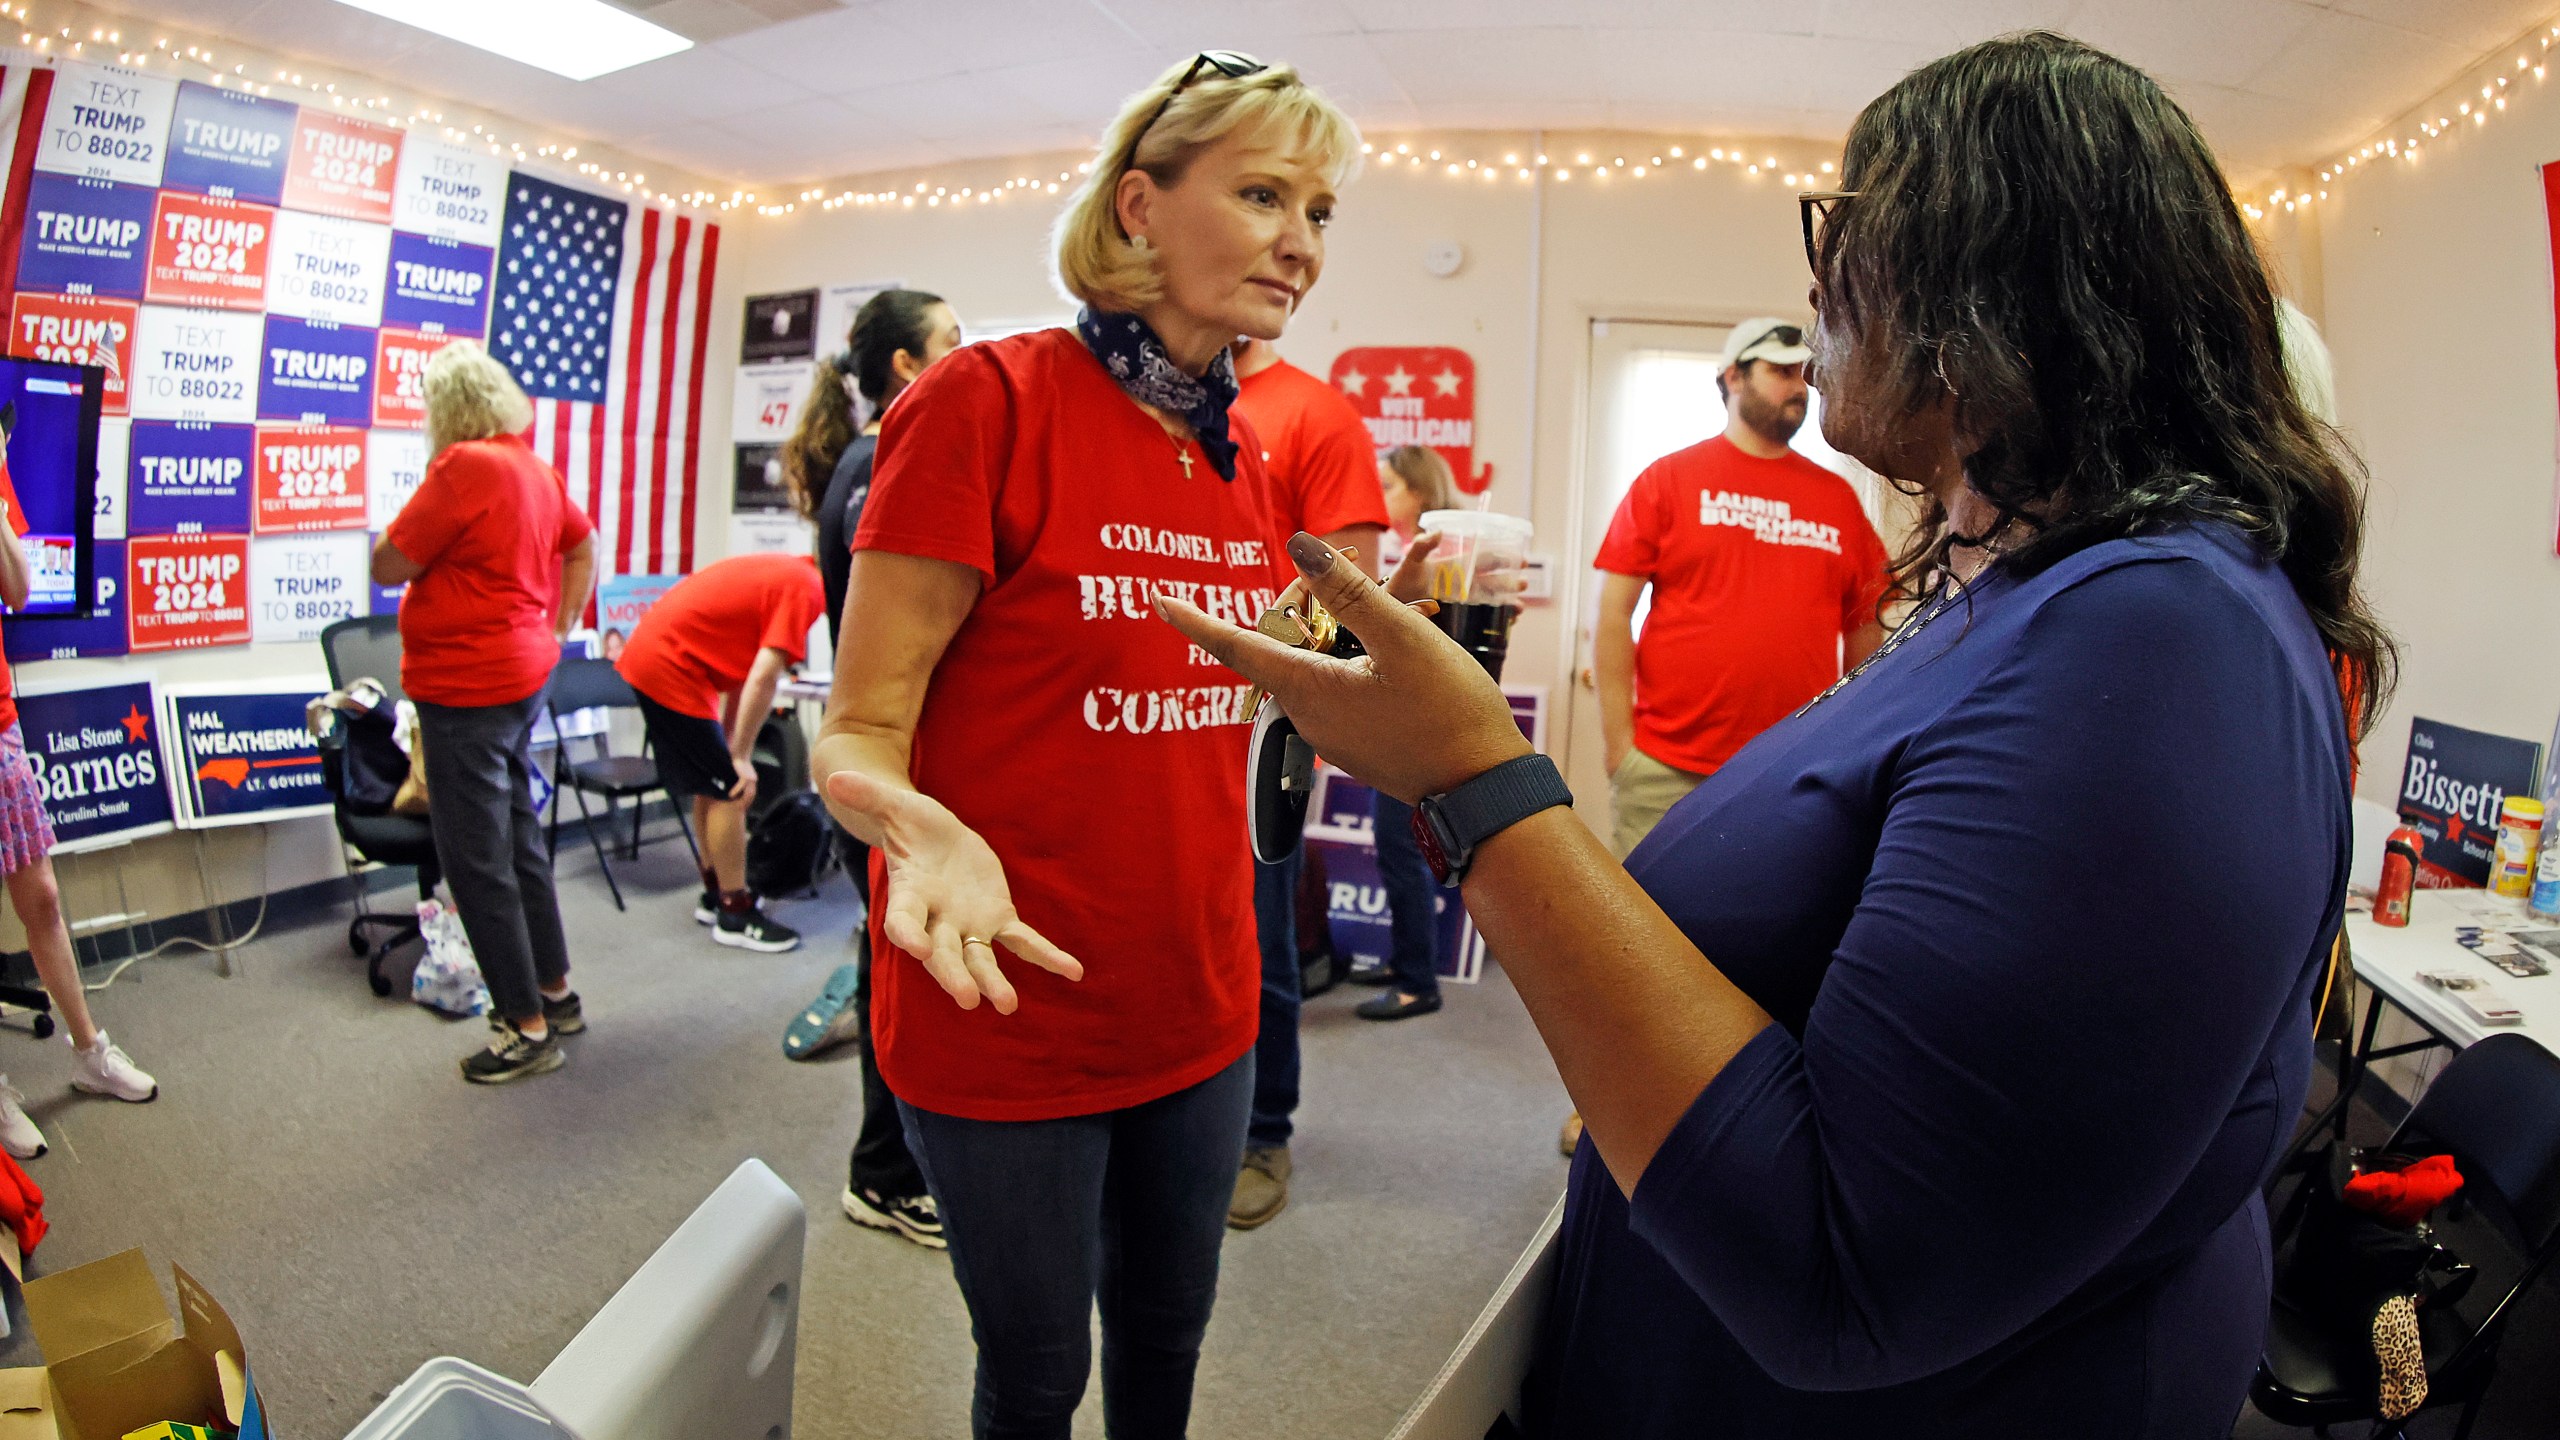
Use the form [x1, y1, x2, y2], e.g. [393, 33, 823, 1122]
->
[1594, 435, 1890, 776]
[1234, 357, 1390, 539]
[387, 434, 592, 708]
[854, 327, 1293, 1122]
[616, 553, 824, 721]
[0, 460, 27, 732]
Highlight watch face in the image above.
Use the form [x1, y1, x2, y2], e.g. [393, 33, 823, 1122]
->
[1409, 805, 1456, 885]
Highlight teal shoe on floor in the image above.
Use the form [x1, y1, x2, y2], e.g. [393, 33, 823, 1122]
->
[784, 964, 864, 1060]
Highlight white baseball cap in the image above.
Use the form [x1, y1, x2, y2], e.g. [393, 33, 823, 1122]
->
[1721, 317, 1812, 370]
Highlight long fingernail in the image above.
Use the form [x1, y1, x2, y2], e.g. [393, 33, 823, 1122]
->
[1286, 532, 1334, 576]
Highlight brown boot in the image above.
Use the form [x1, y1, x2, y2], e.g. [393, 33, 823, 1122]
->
[1228, 1145, 1291, 1229]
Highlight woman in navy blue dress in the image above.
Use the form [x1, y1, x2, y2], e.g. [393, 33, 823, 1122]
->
[1164, 32, 2394, 1439]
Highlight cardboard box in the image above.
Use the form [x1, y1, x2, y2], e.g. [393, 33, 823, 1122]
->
[0, 1249, 266, 1440]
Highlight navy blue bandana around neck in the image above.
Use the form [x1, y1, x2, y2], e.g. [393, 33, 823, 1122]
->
[1076, 307, 1241, 481]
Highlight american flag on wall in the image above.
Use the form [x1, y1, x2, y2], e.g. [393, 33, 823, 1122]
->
[491, 170, 718, 586]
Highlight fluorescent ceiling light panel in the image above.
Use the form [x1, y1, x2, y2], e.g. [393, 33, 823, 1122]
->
[326, 0, 691, 81]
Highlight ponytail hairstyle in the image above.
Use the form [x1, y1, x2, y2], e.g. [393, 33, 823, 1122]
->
[779, 287, 948, 521]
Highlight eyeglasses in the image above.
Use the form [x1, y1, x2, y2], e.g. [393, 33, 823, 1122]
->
[1121, 51, 1267, 177]
[1799, 189, 1858, 275]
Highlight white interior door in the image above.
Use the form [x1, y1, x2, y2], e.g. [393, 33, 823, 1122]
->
[1559, 319, 1879, 832]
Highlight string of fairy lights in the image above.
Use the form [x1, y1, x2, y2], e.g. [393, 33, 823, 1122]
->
[9, 0, 2559, 226]
[2245, 19, 2560, 221]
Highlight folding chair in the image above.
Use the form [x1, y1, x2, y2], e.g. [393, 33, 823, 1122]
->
[544, 657, 699, 911]
[2253, 1031, 2560, 1438]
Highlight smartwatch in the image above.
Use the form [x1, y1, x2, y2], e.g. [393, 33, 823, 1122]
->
[1409, 753, 1572, 888]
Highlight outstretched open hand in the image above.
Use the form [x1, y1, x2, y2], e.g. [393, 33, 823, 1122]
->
[1159, 531, 1528, 803]
[822, 768, 1083, 1013]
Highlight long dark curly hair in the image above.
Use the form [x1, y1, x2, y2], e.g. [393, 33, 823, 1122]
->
[1814, 32, 2394, 729]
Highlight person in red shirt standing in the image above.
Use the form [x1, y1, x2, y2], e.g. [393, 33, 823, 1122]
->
[616, 552, 826, 954]
[1595, 318, 1889, 858]
[813, 54, 1355, 1436]
[0, 434, 159, 1160]
[1225, 334, 1388, 1231]
[1571, 318, 1887, 1155]
[375, 342, 597, 1084]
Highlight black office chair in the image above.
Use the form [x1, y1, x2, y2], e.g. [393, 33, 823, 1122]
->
[544, 657, 699, 912]
[317, 615, 442, 997]
[2253, 1031, 2560, 1438]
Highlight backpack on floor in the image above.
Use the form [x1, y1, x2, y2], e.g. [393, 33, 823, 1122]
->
[747, 789, 836, 900]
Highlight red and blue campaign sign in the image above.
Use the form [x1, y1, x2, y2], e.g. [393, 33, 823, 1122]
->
[129, 420, 252, 533]
[144, 191, 272, 311]
[3, 540, 129, 661]
[17, 174, 153, 299]
[257, 315, 373, 425]
[163, 82, 294, 206]
[2399, 717, 2545, 887]
[128, 531, 250, 651]
[17, 678, 173, 850]
[383, 232, 491, 335]
[159, 682, 330, 827]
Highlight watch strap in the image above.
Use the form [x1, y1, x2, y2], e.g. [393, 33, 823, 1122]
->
[1420, 753, 1571, 884]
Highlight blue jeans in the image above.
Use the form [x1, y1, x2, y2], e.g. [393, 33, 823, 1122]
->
[1370, 793, 1442, 1000]
[899, 1052, 1253, 1440]
[1247, 845, 1302, 1148]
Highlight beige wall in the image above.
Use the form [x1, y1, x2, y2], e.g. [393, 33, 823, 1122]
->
[705, 132, 1857, 834]
[2313, 105, 2560, 803]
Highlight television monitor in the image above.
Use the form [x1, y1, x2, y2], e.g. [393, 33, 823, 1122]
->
[0, 355, 101, 618]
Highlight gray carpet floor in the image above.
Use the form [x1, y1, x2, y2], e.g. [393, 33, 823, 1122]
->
[0, 838, 1572, 1439]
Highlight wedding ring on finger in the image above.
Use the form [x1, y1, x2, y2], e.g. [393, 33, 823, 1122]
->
[962, 935, 995, 952]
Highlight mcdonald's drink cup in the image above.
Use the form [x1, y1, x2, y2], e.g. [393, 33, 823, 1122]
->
[1418, 510, 1532, 680]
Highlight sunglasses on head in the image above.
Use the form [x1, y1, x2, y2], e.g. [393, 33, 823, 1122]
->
[1121, 51, 1267, 177]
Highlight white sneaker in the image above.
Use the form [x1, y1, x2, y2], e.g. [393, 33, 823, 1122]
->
[69, 1031, 157, 1103]
[0, 1079, 43, 1159]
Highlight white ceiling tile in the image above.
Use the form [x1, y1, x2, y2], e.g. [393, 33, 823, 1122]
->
[863, 0, 1142, 74]
[1338, 0, 1569, 32]
[2069, 0, 2323, 89]
[574, 49, 822, 125]
[712, 6, 969, 94]
[844, 71, 1073, 142]
[1366, 27, 1600, 105]
[2320, 0, 2553, 56]
[2167, 80, 2325, 174]
[1093, 0, 1364, 50]
[1586, 29, 1820, 113]
[1812, 0, 2088, 48]
[2240, 10, 2468, 110]
[1574, 0, 1814, 35]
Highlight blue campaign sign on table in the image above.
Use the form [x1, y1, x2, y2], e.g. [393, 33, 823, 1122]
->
[382, 232, 492, 336]
[257, 315, 373, 425]
[159, 681, 332, 827]
[3, 540, 128, 661]
[17, 174, 153, 298]
[16, 678, 174, 851]
[163, 82, 295, 206]
[128, 420, 252, 533]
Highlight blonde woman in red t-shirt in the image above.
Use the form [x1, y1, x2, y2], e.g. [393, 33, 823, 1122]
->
[374, 342, 596, 1085]
[814, 54, 1355, 1437]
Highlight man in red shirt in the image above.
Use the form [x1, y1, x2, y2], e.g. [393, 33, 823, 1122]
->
[1595, 318, 1890, 859]
[616, 552, 826, 953]
[1226, 336, 1391, 1231]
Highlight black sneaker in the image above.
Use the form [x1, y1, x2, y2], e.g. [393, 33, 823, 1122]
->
[693, 887, 718, 925]
[488, 992, 586, 1036]
[462, 1020, 564, 1084]
[1346, 955, 1395, 986]
[842, 1186, 946, 1249]
[543, 990, 586, 1035]
[716, 906, 801, 953]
